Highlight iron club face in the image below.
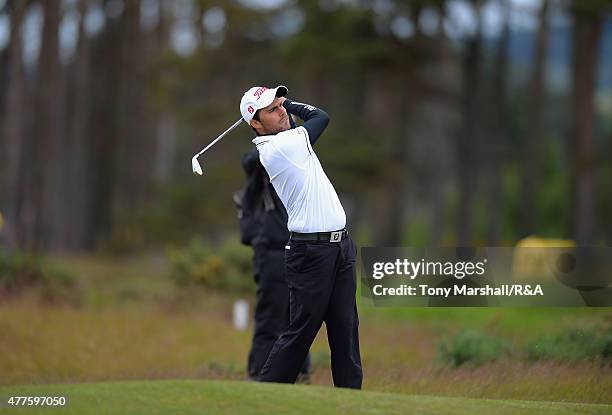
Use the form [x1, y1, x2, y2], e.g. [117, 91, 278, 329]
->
[192, 156, 203, 175]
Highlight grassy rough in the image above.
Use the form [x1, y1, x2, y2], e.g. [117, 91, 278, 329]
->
[2, 298, 612, 404]
[2, 255, 612, 405]
[1, 379, 611, 415]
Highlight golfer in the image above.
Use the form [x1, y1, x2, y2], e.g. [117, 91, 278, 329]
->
[239, 85, 363, 389]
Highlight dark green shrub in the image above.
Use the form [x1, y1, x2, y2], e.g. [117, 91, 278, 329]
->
[438, 329, 508, 367]
[167, 238, 254, 293]
[0, 249, 81, 305]
[525, 326, 612, 363]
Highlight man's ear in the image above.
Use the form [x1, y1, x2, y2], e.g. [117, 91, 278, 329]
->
[250, 119, 263, 131]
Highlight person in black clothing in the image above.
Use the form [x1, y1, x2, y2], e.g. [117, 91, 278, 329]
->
[236, 115, 311, 381]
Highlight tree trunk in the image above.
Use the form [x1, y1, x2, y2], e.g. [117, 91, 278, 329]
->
[153, 0, 177, 186]
[569, 6, 602, 245]
[85, 1, 123, 247]
[63, 0, 91, 250]
[371, 74, 407, 246]
[0, 0, 28, 248]
[485, 0, 511, 245]
[520, 0, 550, 238]
[113, 0, 145, 214]
[457, 0, 483, 246]
[30, 0, 62, 251]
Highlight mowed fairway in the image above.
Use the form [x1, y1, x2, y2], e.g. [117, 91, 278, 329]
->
[1, 380, 611, 415]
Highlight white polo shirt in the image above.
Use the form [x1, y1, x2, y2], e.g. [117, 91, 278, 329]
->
[253, 126, 346, 233]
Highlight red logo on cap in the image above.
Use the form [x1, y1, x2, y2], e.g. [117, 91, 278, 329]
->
[254, 87, 268, 100]
[248, 106, 254, 114]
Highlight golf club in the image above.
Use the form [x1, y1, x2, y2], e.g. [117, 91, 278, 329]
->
[192, 118, 244, 175]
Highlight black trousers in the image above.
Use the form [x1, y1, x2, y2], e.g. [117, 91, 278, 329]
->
[259, 237, 363, 389]
[248, 247, 310, 379]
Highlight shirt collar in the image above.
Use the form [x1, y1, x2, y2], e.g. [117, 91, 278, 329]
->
[252, 126, 295, 146]
[252, 136, 270, 146]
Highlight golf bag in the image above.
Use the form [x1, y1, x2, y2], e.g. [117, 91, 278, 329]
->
[234, 149, 288, 248]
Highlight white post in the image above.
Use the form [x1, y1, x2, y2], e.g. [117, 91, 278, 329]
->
[233, 299, 249, 331]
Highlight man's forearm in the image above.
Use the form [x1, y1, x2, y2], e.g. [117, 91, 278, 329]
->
[283, 99, 330, 145]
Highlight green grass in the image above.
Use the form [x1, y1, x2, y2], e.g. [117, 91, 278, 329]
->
[360, 306, 612, 335]
[1, 379, 610, 415]
[2, 254, 611, 405]
[2, 298, 611, 404]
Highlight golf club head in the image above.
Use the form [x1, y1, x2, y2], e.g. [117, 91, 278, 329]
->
[192, 157, 203, 175]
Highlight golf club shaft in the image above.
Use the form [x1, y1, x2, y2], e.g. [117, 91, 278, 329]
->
[195, 118, 244, 158]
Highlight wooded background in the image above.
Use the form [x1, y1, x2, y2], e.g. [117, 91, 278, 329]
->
[0, 0, 611, 253]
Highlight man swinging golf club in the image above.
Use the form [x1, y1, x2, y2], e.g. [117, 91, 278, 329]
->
[239, 85, 363, 389]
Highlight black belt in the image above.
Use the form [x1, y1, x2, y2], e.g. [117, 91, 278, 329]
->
[290, 229, 348, 243]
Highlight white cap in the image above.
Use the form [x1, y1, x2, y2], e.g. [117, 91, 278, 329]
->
[240, 85, 288, 124]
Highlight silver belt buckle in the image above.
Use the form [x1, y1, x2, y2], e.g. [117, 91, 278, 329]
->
[330, 231, 342, 243]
